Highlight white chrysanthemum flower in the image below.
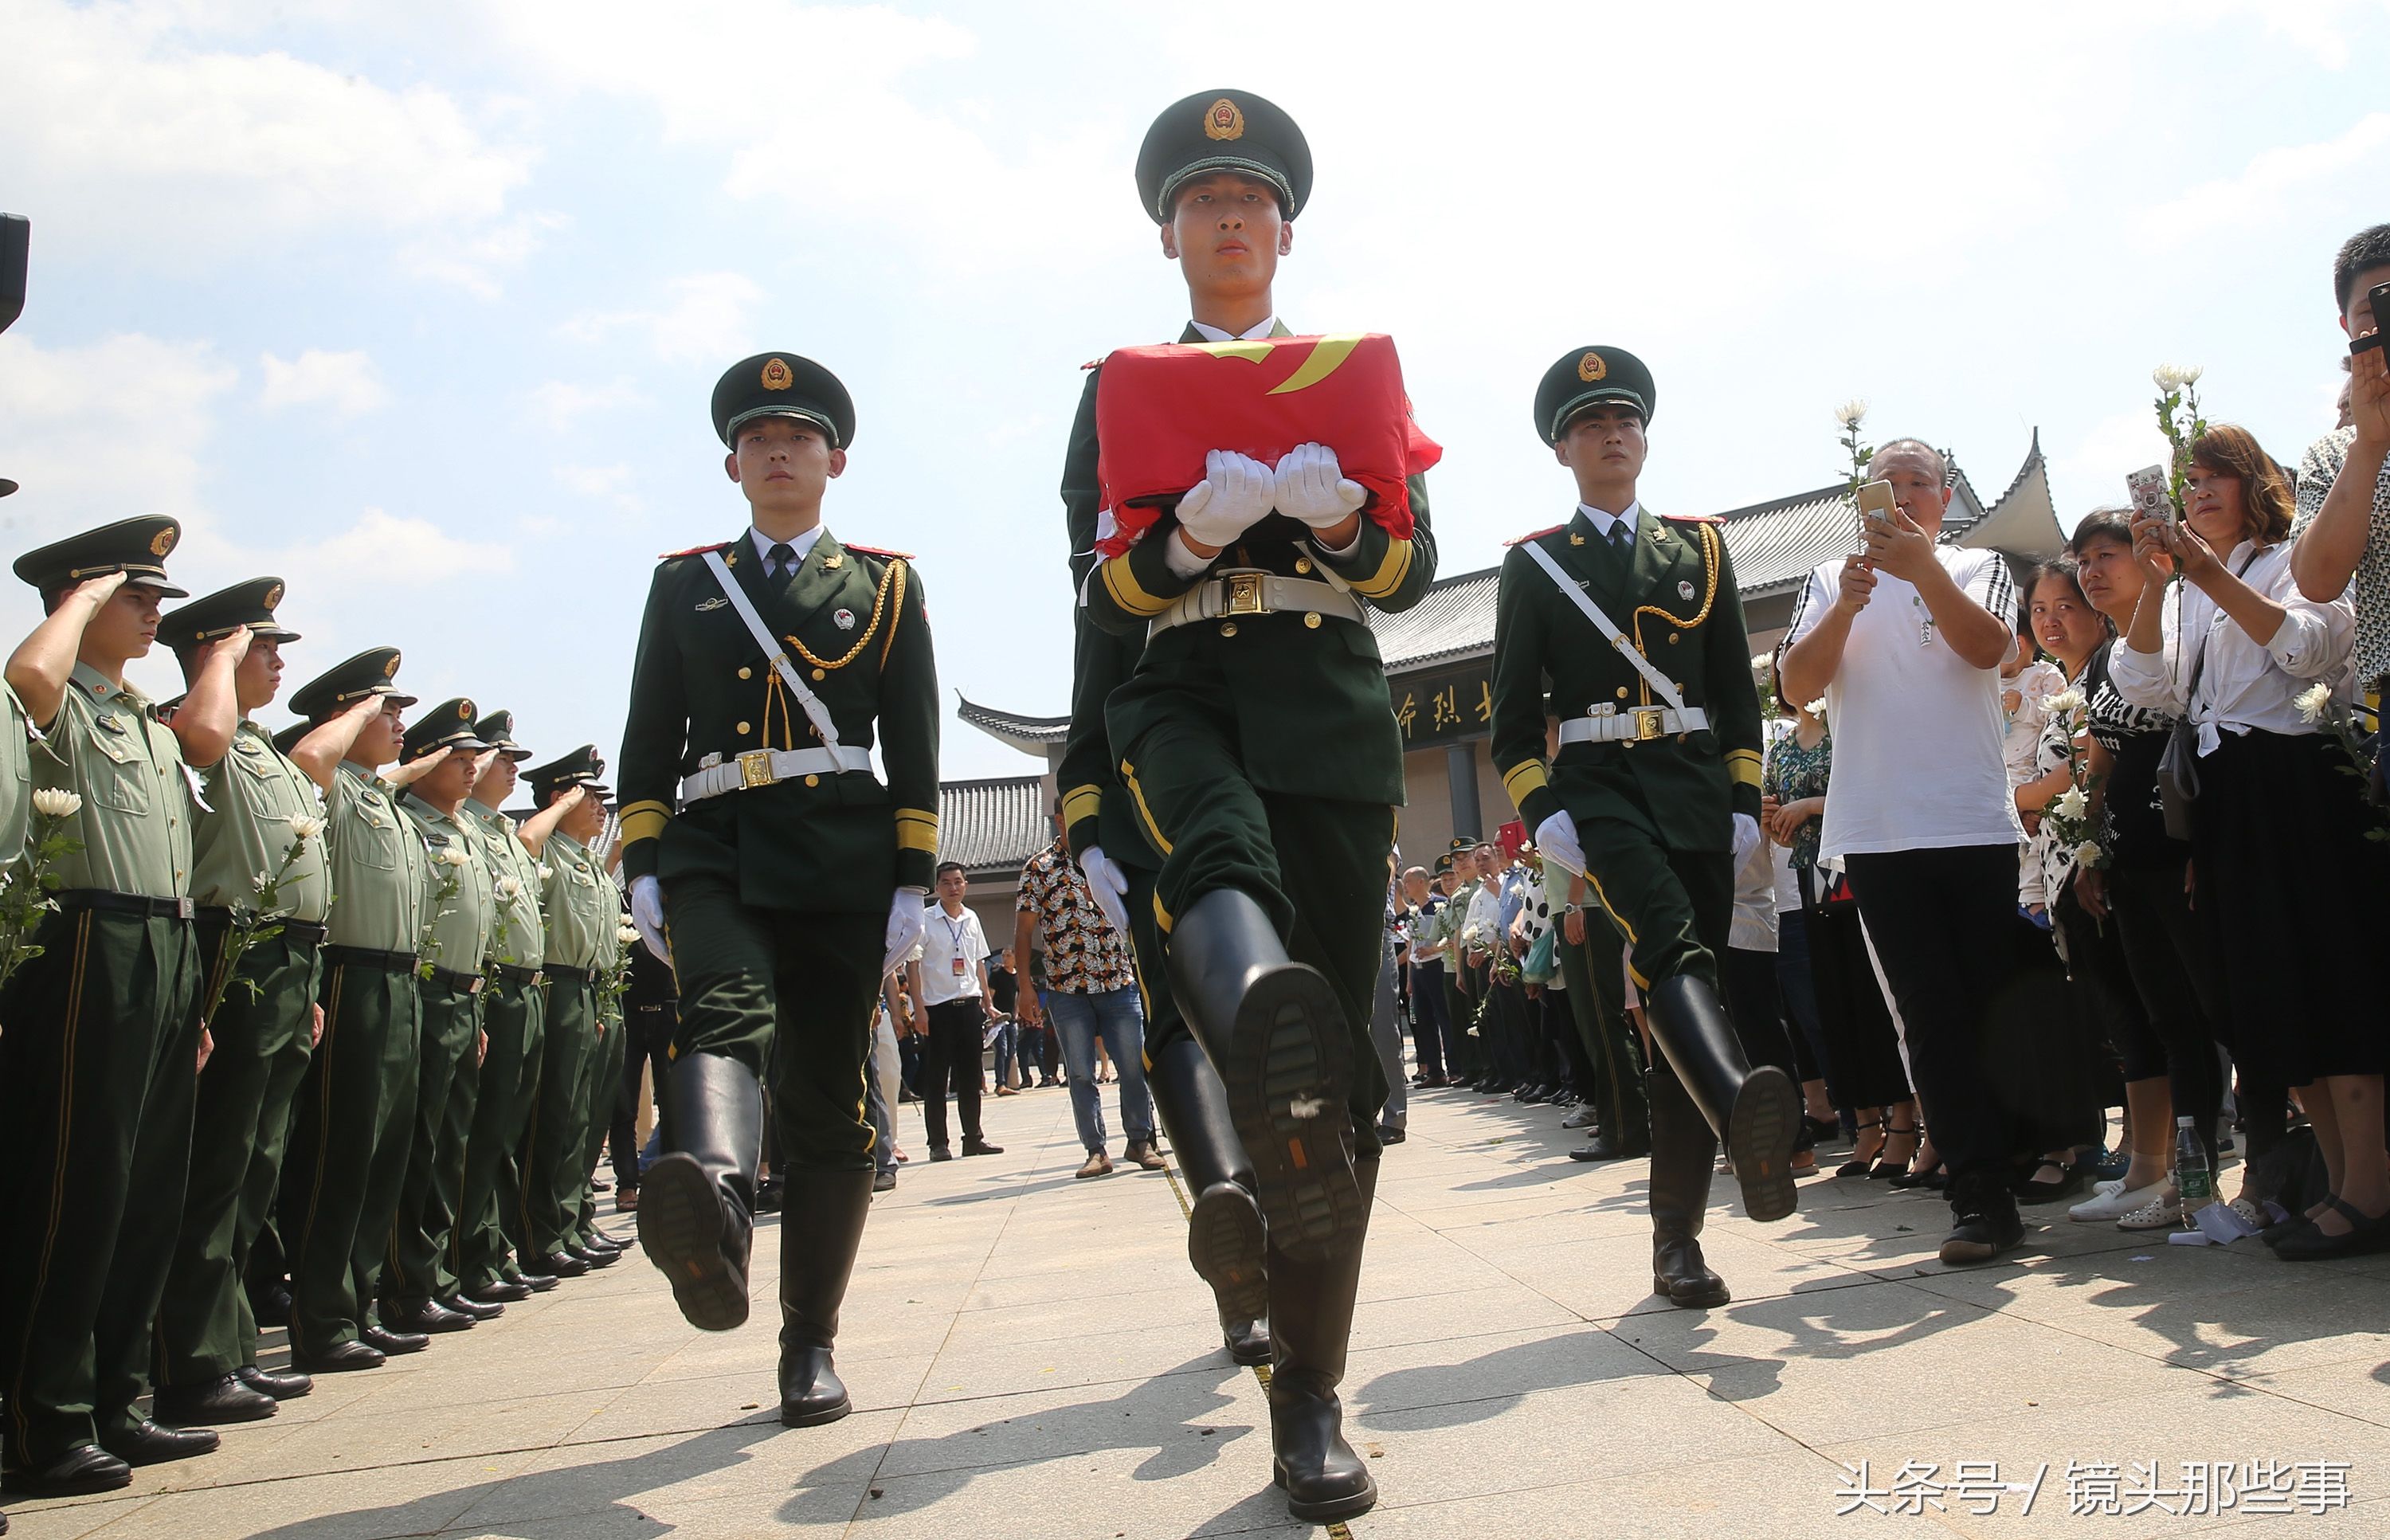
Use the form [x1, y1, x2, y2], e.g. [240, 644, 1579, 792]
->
[2294, 682, 2334, 723]
[2054, 786, 2090, 820]
[438, 847, 472, 868]
[1835, 398, 1869, 429]
[2153, 363, 2190, 391]
[2072, 841, 2105, 868]
[2045, 688, 2086, 716]
[32, 789, 81, 818]
[497, 876, 522, 899]
[617, 924, 641, 944]
[2180, 365, 2202, 386]
[1804, 699, 1828, 720]
[288, 814, 326, 841]
[536, 864, 554, 882]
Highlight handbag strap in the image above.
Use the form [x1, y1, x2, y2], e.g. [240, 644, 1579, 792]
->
[2176, 547, 2265, 719]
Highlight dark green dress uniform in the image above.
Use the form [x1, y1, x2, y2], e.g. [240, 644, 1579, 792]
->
[617, 353, 938, 1428]
[153, 579, 332, 1415]
[1072, 91, 1416, 1526]
[0, 518, 203, 1483]
[1489, 346, 1796, 1311]
[276, 649, 430, 1369]
[382, 703, 496, 1325]
[455, 713, 550, 1299]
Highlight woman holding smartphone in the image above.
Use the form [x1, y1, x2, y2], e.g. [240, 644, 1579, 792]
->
[2110, 426, 2384, 1259]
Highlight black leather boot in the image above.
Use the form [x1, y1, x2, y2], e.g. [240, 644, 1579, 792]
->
[638, 1051, 764, 1331]
[1165, 888, 1362, 1261]
[1146, 1036, 1270, 1366]
[1643, 974, 1797, 1223]
[778, 1168, 873, 1427]
[1648, 1064, 1730, 1309]
[1267, 1158, 1377, 1523]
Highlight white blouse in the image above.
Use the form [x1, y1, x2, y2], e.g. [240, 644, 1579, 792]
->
[2107, 539, 2356, 756]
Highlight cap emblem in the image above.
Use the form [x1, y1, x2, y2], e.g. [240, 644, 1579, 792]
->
[383, 652, 402, 677]
[1203, 98, 1245, 142]
[150, 527, 177, 558]
[264, 582, 284, 609]
[761, 357, 794, 391]
[1577, 351, 1607, 383]
[457, 701, 472, 720]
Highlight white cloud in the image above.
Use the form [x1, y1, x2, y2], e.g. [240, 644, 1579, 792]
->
[2140, 112, 2390, 241]
[554, 462, 641, 510]
[268, 507, 514, 586]
[523, 378, 648, 433]
[0, 331, 237, 545]
[558, 272, 765, 366]
[259, 349, 388, 417]
[402, 210, 570, 300]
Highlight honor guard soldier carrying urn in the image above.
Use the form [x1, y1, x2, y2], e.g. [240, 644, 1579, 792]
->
[1491, 347, 1800, 1311]
[618, 351, 939, 1427]
[1068, 90, 1436, 1524]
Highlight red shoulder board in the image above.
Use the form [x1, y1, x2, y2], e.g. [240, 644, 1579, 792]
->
[1081, 359, 1102, 370]
[657, 541, 730, 560]
[1661, 511, 1726, 524]
[1503, 523, 1567, 547]
[844, 542, 915, 561]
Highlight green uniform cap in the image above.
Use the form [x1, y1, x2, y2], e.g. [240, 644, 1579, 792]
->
[474, 708, 531, 762]
[1137, 88, 1311, 224]
[12, 514, 188, 598]
[0, 476, 16, 498]
[525, 743, 607, 803]
[1431, 852, 1454, 876]
[402, 696, 487, 762]
[1534, 345, 1657, 444]
[158, 575, 300, 652]
[711, 352, 855, 450]
[289, 645, 416, 720]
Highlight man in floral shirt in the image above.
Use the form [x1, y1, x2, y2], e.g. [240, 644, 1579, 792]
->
[1013, 833, 1160, 1178]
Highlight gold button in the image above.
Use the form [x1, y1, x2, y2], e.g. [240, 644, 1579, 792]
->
[805, 774, 820, 788]
[736, 720, 751, 735]
[1294, 557, 1313, 574]
[1668, 633, 1680, 645]
[1220, 621, 1238, 637]
[738, 666, 752, 680]
[1616, 687, 1629, 699]
[1304, 613, 1321, 629]
[811, 668, 826, 681]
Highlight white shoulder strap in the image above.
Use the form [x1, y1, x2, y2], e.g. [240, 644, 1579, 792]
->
[700, 548, 845, 751]
[1520, 539, 1687, 713]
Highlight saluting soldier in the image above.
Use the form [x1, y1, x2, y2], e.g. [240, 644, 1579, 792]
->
[276, 649, 437, 1372]
[1071, 91, 1436, 1524]
[1489, 346, 1798, 1314]
[0, 518, 222, 1491]
[617, 353, 938, 1427]
[379, 701, 499, 1336]
[151, 579, 331, 1427]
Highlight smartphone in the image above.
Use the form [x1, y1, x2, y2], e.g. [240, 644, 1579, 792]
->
[0, 214, 26, 335]
[1854, 479, 1897, 551]
[2353, 280, 2390, 357]
[2126, 464, 2172, 526]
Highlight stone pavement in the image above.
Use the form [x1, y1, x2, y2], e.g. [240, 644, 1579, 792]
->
[9, 1085, 2390, 1539]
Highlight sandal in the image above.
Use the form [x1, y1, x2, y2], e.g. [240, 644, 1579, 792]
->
[1869, 1119, 1919, 1181]
[1836, 1117, 1886, 1178]
[2017, 1155, 2083, 1203]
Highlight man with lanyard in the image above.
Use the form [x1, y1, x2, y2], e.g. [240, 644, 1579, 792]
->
[523, 745, 621, 1272]
[1071, 91, 1436, 1524]
[151, 579, 329, 1427]
[617, 352, 939, 1428]
[0, 518, 225, 1491]
[379, 701, 500, 1336]
[1491, 347, 1797, 1315]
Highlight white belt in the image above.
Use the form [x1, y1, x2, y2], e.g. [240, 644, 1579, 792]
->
[1148, 569, 1367, 638]
[1557, 704, 1710, 746]
[681, 744, 876, 801]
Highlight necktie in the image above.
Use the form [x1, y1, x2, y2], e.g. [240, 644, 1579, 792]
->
[767, 542, 797, 582]
[1607, 519, 1634, 559]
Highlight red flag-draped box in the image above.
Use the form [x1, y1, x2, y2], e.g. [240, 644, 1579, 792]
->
[1093, 333, 1441, 558]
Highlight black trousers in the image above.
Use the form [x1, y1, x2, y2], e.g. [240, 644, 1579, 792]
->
[1844, 844, 2022, 1194]
[1799, 872, 1910, 1111]
[2107, 860, 2227, 1169]
[1408, 961, 1449, 1080]
[610, 1001, 676, 1189]
[918, 997, 989, 1150]
[1721, 945, 1798, 1080]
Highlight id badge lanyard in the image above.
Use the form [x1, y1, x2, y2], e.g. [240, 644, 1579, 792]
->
[945, 914, 970, 979]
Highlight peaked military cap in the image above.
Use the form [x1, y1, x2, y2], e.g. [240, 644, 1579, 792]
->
[525, 743, 608, 803]
[288, 646, 417, 721]
[12, 515, 188, 598]
[0, 475, 15, 498]
[711, 352, 855, 450]
[1431, 852, 1454, 876]
[272, 721, 309, 756]
[402, 697, 486, 762]
[1534, 345, 1657, 444]
[158, 575, 300, 652]
[475, 709, 531, 762]
[1137, 88, 1311, 224]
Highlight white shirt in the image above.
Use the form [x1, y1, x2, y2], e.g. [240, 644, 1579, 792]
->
[916, 902, 989, 1007]
[2107, 539, 2355, 754]
[1577, 500, 1642, 546]
[1785, 544, 2023, 866]
[1189, 315, 1280, 343]
[749, 523, 825, 575]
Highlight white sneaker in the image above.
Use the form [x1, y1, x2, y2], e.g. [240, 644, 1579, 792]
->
[2069, 1178, 2168, 1222]
[2116, 1189, 2184, 1230]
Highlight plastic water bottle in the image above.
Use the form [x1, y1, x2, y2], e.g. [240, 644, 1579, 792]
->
[2174, 1115, 2214, 1228]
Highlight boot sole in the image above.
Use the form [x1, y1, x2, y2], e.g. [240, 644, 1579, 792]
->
[1726, 1066, 1800, 1223]
[1221, 965, 1364, 1260]
[637, 1154, 750, 1332]
[1651, 1274, 1733, 1309]
[778, 1394, 852, 1428]
[1273, 1463, 1379, 1522]
[1187, 1181, 1270, 1323]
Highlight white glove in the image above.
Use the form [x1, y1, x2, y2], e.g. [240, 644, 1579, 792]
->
[1271, 441, 1367, 529]
[881, 888, 927, 978]
[1733, 813, 1763, 868]
[1534, 810, 1585, 879]
[1079, 844, 1133, 938]
[629, 875, 670, 963]
[1174, 449, 1276, 549]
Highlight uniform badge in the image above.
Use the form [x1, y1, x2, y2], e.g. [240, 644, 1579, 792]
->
[457, 701, 472, 720]
[694, 596, 727, 612]
[151, 527, 178, 557]
[1577, 351, 1607, 383]
[761, 357, 793, 391]
[264, 582, 284, 609]
[833, 607, 857, 630]
[822, 554, 842, 570]
[1204, 97, 1245, 141]
[383, 652, 402, 677]
[1678, 580, 1697, 601]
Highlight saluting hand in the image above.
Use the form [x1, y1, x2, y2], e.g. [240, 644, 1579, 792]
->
[195, 623, 255, 671]
[384, 745, 452, 789]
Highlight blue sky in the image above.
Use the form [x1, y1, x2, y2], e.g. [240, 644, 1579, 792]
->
[2, 0, 2385, 783]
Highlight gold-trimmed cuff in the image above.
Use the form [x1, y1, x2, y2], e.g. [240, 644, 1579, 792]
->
[1347, 535, 1412, 599]
[894, 808, 939, 853]
[1062, 783, 1103, 830]
[618, 801, 672, 845]
[1724, 748, 1763, 789]
[1099, 553, 1173, 617]
[1499, 759, 1550, 811]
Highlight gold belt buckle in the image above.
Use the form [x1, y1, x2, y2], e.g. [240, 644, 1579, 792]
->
[1223, 573, 1266, 617]
[1633, 707, 1667, 742]
[738, 748, 777, 789]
